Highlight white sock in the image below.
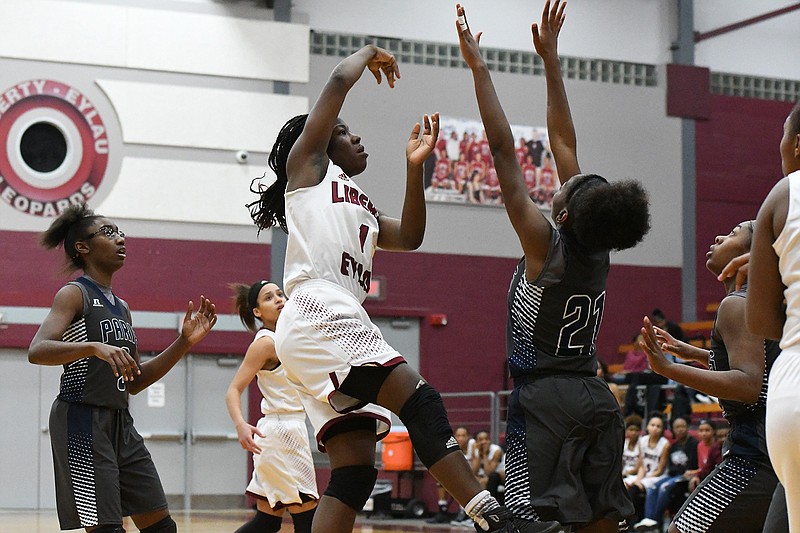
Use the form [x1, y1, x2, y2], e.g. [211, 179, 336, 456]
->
[464, 490, 498, 530]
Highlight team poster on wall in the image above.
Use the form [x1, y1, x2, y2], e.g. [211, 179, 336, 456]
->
[424, 116, 559, 210]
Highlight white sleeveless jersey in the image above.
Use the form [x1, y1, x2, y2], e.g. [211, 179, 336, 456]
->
[284, 162, 380, 303]
[253, 329, 305, 416]
[774, 170, 800, 350]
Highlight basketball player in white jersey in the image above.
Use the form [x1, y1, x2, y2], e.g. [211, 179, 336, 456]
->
[226, 281, 318, 533]
[746, 101, 800, 531]
[246, 45, 546, 532]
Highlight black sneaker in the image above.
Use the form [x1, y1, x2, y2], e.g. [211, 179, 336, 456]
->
[510, 517, 566, 533]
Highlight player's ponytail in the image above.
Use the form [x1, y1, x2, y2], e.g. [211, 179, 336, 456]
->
[247, 114, 309, 234]
[40, 203, 101, 271]
[230, 282, 258, 332]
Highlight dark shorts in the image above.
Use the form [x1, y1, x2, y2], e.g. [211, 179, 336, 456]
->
[50, 399, 168, 530]
[503, 374, 634, 526]
[673, 455, 779, 533]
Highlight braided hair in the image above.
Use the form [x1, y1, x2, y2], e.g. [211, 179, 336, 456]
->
[40, 203, 102, 272]
[247, 114, 309, 234]
[567, 175, 651, 253]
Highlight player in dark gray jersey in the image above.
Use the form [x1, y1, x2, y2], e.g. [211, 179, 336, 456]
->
[640, 221, 785, 532]
[457, 2, 650, 531]
[29, 204, 217, 533]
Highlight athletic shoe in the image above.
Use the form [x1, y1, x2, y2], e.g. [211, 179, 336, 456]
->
[512, 518, 569, 533]
[633, 517, 658, 530]
[475, 506, 564, 533]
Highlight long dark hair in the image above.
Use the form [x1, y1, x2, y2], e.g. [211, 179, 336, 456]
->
[568, 175, 651, 252]
[40, 203, 102, 272]
[247, 114, 309, 234]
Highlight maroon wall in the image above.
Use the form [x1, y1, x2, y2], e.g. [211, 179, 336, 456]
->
[2, 229, 674, 387]
[694, 95, 795, 317]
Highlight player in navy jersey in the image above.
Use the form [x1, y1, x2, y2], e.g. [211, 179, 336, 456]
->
[246, 45, 546, 533]
[29, 204, 217, 533]
[640, 221, 784, 532]
[457, 2, 650, 531]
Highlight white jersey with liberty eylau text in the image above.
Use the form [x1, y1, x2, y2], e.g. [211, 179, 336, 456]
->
[283, 162, 380, 303]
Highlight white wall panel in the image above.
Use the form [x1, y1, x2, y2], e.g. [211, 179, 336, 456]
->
[293, 0, 674, 66]
[126, 8, 309, 82]
[97, 80, 308, 151]
[0, 1, 309, 82]
[0, 1, 128, 66]
[96, 157, 270, 225]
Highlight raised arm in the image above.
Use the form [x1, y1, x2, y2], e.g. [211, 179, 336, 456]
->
[128, 296, 217, 394]
[532, 0, 580, 184]
[747, 178, 789, 340]
[377, 113, 439, 251]
[456, 4, 553, 266]
[226, 335, 279, 455]
[287, 45, 400, 191]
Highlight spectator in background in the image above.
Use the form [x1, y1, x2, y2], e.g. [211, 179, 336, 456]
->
[620, 333, 669, 419]
[625, 413, 670, 525]
[688, 419, 721, 492]
[651, 309, 685, 343]
[634, 417, 698, 531]
[471, 429, 505, 502]
[623, 415, 644, 478]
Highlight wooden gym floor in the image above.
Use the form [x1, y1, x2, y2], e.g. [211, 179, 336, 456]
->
[0, 510, 473, 532]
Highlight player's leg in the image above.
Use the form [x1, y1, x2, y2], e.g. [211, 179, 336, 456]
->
[287, 500, 317, 533]
[313, 421, 378, 533]
[369, 363, 562, 532]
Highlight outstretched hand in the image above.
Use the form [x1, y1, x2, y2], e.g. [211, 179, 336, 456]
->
[406, 113, 440, 166]
[180, 296, 217, 345]
[455, 4, 484, 70]
[532, 0, 566, 60]
[640, 316, 675, 375]
[367, 47, 400, 88]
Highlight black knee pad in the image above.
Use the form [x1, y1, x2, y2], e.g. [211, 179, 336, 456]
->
[139, 515, 177, 533]
[290, 507, 316, 533]
[91, 526, 124, 533]
[323, 465, 377, 511]
[233, 511, 283, 533]
[399, 383, 460, 468]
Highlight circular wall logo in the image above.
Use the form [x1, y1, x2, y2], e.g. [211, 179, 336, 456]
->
[0, 79, 110, 217]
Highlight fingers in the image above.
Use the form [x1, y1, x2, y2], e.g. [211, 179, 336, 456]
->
[184, 300, 194, 323]
[370, 66, 382, 85]
[430, 112, 440, 140]
[456, 3, 468, 33]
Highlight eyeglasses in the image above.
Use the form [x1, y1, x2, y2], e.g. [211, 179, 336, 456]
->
[86, 225, 125, 240]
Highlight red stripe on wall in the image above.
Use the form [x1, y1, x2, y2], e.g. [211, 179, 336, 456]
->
[2, 229, 679, 392]
[695, 95, 794, 318]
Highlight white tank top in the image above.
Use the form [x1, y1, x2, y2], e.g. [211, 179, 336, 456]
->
[638, 435, 669, 477]
[773, 170, 800, 350]
[253, 329, 305, 416]
[284, 162, 380, 303]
